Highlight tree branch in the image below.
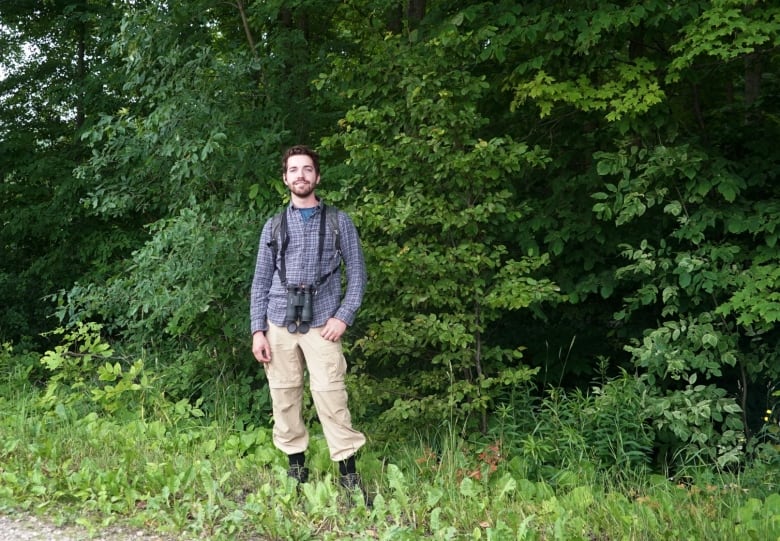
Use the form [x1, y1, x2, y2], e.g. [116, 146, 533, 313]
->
[235, 0, 257, 59]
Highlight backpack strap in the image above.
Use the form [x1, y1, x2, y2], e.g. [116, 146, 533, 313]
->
[325, 205, 341, 257]
[269, 212, 284, 247]
[267, 210, 287, 284]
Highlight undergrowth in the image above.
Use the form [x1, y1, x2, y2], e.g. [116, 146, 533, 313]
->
[1, 336, 779, 540]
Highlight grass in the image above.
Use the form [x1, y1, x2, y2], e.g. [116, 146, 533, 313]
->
[1, 395, 778, 540]
[1, 344, 779, 540]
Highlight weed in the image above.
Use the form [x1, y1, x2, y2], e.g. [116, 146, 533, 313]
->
[1, 341, 778, 540]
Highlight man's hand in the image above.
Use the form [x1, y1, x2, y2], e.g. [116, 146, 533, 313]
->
[321, 317, 347, 342]
[252, 331, 271, 363]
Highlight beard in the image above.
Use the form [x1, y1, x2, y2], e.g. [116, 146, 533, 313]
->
[288, 179, 316, 198]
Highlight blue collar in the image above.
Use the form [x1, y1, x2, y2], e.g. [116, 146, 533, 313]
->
[298, 207, 317, 222]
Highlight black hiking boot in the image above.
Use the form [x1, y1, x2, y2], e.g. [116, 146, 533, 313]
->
[339, 472, 372, 507]
[287, 464, 309, 484]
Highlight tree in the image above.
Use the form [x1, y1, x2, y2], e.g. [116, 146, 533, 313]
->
[317, 0, 780, 467]
[0, 0, 133, 347]
[56, 0, 366, 409]
[319, 3, 561, 434]
[503, 0, 780, 466]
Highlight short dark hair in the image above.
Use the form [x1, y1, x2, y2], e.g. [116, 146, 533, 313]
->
[282, 145, 320, 175]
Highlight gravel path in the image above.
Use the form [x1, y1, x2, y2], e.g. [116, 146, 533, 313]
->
[0, 513, 174, 541]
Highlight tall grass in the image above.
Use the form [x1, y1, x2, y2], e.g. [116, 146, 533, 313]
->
[1, 343, 779, 540]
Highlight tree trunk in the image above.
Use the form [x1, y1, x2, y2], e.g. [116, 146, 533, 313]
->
[75, 19, 86, 128]
[236, 0, 257, 59]
[407, 0, 426, 29]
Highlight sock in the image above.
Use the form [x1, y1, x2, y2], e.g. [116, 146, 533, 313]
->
[288, 452, 305, 468]
[339, 455, 356, 476]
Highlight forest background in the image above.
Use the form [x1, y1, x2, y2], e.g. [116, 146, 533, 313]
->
[1, 1, 779, 539]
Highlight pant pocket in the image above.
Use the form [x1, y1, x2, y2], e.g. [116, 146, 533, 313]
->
[327, 353, 347, 385]
[263, 350, 304, 388]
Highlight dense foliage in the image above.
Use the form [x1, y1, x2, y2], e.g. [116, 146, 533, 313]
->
[2, 0, 779, 481]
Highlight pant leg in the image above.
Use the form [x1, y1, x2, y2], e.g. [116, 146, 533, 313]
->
[265, 324, 309, 455]
[311, 389, 366, 461]
[268, 386, 309, 454]
[299, 329, 366, 461]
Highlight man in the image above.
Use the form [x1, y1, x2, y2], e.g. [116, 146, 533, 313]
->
[250, 144, 368, 500]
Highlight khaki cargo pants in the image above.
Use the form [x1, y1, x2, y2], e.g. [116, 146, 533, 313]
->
[263, 323, 366, 461]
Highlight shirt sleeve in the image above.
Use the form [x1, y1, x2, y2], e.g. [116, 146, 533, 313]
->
[333, 211, 367, 326]
[250, 218, 275, 334]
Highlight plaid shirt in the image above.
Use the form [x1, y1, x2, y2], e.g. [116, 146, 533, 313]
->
[250, 202, 367, 333]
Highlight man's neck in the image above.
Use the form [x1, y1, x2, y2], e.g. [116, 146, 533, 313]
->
[291, 193, 319, 208]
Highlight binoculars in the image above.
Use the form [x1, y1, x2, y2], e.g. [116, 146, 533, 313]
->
[285, 285, 314, 333]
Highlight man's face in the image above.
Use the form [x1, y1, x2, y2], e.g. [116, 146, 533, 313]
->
[283, 154, 320, 198]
